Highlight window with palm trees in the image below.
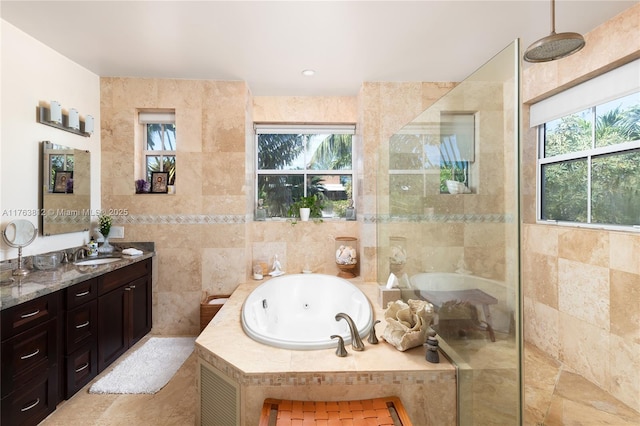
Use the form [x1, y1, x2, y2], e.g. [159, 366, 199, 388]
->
[144, 122, 176, 187]
[256, 125, 355, 219]
[539, 91, 640, 227]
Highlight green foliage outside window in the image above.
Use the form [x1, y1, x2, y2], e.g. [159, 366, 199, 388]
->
[541, 92, 640, 226]
[257, 131, 353, 218]
[145, 123, 176, 185]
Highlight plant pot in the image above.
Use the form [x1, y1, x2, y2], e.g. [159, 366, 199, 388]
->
[299, 208, 311, 221]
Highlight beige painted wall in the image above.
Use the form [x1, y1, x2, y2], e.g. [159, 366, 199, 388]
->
[522, 4, 640, 412]
[1, 20, 102, 260]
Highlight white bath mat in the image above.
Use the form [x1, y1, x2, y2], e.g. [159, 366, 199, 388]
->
[89, 336, 196, 394]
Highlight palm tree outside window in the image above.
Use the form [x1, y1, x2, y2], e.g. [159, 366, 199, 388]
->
[255, 124, 355, 219]
[140, 111, 176, 188]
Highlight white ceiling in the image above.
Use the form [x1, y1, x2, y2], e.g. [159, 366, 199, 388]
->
[1, 1, 637, 96]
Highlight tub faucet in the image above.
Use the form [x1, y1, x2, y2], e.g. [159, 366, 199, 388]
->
[335, 313, 364, 351]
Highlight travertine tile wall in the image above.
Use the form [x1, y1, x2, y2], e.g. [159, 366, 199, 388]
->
[250, 96, 360, 279]
[101, 78, 252, 335]
[522, 4, 640, 412]
[358, 82, 457, 281]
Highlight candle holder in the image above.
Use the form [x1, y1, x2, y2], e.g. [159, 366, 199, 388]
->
[335, 237, 358, 278]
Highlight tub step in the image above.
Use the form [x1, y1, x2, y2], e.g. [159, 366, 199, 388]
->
[258, 396, 413, 425]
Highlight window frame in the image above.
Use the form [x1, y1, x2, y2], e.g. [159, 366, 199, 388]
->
[138, 111, 176, 188]
[535, 96, 640, 232]
[254, 124, 356, 220]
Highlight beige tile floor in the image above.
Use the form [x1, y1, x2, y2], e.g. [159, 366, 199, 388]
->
[41, 338, 639, 425]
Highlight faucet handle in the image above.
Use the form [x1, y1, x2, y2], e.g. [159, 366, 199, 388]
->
[330, 335, 348, 357]
[367, 320, 381, 344]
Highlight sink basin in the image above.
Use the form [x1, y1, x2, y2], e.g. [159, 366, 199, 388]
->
[74, 257, 121, 266]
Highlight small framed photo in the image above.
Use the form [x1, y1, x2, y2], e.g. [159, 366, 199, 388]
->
[151, 172, 169, 193]
[53, 170, 73, 193]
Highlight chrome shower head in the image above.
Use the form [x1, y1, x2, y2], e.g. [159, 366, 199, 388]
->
[523, 31, 585, 62]
[524, 0, 585, 63]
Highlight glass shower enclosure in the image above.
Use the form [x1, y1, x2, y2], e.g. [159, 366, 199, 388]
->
[377, 41, 522, 424]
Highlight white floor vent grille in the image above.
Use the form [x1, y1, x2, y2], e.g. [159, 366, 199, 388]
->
[200, 363, 238, 425]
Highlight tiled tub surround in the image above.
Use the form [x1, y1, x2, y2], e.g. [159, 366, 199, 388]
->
[0, 242, 155, 310]
[196, 281, 457, 425]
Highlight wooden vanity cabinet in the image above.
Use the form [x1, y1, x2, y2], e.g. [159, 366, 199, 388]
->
[63, 278, 98, 398]
[97, 258, 152, 372]
[1, 256, 152, 425]
[1, 292, 60, 426]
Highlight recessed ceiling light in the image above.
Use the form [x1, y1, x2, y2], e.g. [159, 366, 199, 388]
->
[301, 69, 316, 77]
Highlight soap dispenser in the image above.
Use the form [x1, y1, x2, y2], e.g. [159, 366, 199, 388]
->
[88, 237, 98, 257]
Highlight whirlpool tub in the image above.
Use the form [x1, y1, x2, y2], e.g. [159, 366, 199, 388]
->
[241, 274, 373, 350]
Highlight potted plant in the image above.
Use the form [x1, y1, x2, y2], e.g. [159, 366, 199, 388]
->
[97, 213, 114, 253]
[288, 194, 324, 222]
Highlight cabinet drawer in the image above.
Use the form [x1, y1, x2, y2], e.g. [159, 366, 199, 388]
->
[99, 259, 150, 295]
[65, 300, 97, 354]
[1, 367, 57, 426]
[1, 320, 57, 398]
[1, 292, 59, 340]
[65, 278, 98, 309]
[65, 341, 97, 399]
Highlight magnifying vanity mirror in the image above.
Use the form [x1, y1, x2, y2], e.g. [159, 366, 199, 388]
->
[41, 141, 91, 235]
[2, 219, 37, 276]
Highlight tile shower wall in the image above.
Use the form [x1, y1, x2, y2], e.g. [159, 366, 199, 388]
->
[522, 4, 640, 413]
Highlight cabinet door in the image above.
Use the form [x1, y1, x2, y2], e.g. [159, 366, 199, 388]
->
[1, 320, 57, 398]
[97, 286, 127, 373]
[65, 300, 97, 354]
[1, 367, 57, 426]
[129, 275, 152, 347]
[1, 292, 59, 340]
[65, 341, 97, 399]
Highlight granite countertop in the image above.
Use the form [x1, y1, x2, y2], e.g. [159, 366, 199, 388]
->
[0, 242, 155, 311]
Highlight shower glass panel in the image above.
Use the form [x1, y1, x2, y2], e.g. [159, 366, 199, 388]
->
[377, 40, 521, 424]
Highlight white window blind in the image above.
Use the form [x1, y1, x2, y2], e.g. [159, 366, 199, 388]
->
[530, 59, 640, 127]
[138, 111, 175, 124]
[255, 124, 355, 134]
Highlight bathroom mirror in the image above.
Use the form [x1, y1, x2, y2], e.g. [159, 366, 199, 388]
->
[2, 219, 37, 276]
[41, 141, 91, 235]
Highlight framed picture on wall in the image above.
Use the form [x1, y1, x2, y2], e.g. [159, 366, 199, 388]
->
[151, 171, 169, 193]
[53, 170, 73, 193]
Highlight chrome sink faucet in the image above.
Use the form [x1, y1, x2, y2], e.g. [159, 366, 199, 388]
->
[335, 313, 364, 351]
[71, 247, 87, 262]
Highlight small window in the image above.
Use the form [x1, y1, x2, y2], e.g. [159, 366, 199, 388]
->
[255, 125, 355, 219]
[139, 111, 176, 188]
[538, 91, 640, 227]
[440, 113, 475, 193]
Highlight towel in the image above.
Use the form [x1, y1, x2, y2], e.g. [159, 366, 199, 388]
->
[122, 248, 143, 256]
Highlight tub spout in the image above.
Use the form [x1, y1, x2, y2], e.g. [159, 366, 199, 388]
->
[335, 313, 364, 351]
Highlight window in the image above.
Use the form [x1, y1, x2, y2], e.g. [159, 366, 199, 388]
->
[44, 143, 74, 192]
[255, 124, 355, 219]
[439, 112, 475, 193]
[537, 91, 640, 227]
[139, 111, 176, 187]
